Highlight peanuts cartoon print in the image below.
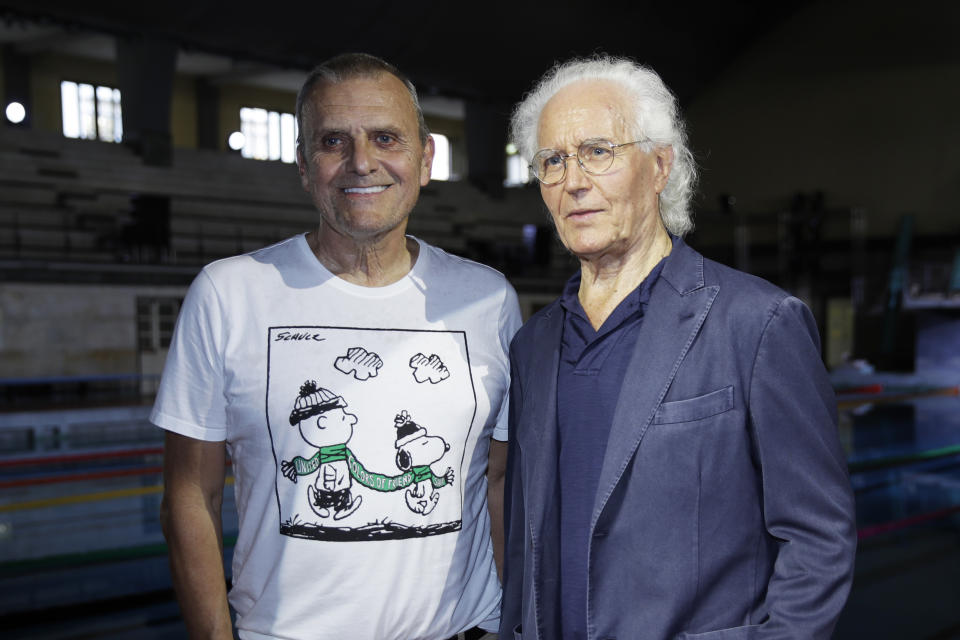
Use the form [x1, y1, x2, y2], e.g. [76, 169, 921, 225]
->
[266, 326, 477, 541]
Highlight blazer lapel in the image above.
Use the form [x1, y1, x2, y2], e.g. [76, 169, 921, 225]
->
[593, 242, 719, 521]
[516, 303, 565, 639]
[519, 303, 564, 529]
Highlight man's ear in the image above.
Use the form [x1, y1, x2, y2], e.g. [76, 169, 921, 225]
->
[420, 135, 436, 187]
[653, 145, 674, 194]
[296, 144, 308, 187]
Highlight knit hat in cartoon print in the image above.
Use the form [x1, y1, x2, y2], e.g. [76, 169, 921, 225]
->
[289, 380, 347, 425]
[394, 410, 427, 448]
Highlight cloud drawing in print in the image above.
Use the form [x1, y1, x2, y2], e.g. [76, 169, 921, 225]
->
[409, 353, 450, 384]
[335, 346, 383, 380]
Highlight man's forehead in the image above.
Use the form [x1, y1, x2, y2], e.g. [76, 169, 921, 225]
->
[309, 104, 407, 128]
[305, 75, 417, 126]
[547, 81, 631, 120]
[538, 85, 634, 147]
[312, 92, 406, 112]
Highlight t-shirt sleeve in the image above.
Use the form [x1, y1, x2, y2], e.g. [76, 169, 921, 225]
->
[492, 283, 523, 442]
[149, 269, 228, 442]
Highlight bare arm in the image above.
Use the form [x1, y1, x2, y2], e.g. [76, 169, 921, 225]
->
[487, 438, 508, 581]
[160, 431, 233, 639]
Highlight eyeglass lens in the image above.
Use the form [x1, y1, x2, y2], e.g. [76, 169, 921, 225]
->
[533, 140, 617, 184]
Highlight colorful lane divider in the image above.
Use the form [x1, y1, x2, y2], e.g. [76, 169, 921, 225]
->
[858, 504, 960, 540]
[0, 447, 163, 468]
[0, 447, 231, 489]
[835, 383, 885, 395]
[0, 466, 163, 489]
[0, 476, 234, 513]
[836, 385, 960, 410]
[847, 443, 960, 473]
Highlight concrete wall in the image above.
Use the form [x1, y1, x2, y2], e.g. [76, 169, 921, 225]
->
[686, 0, 960, 239]
[0, 283, 185, 379]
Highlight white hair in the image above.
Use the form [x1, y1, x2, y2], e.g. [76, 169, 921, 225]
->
[510, 55, 697, 237]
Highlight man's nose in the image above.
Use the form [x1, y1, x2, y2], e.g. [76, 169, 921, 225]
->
[347, 139, 378, 174]
[563, 157, 592, 192]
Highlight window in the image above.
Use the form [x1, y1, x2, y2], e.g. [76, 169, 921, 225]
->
[430, 133, 451, 181]
[240, 107, 297, 163]
[136, 297, 182, 352]
[60, 81, 122, 142]
[505, 142, 529, 186]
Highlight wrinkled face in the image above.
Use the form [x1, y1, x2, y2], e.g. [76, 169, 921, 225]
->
[300, 408, 357, 449]
[297, 74, 434, 243]
[536, 80, 673, 262]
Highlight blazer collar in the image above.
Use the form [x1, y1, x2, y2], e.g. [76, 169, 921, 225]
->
[659, 236, 706, 295]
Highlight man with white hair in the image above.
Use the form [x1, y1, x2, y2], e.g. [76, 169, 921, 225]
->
[500, 56, 856, 640]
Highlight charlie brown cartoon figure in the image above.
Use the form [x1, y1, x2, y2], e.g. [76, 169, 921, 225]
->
[281, 381, 362, 520]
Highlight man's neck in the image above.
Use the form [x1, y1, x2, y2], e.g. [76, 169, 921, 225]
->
[307, 226, 419, 287]
[577, 226, 672, 330]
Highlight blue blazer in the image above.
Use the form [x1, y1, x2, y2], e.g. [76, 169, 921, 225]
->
[501, 239, 856, 640]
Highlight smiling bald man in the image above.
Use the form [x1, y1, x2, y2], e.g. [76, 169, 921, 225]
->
[153, 53, 520, 640]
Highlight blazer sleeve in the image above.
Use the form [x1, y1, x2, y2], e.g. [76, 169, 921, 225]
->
[749, 296, 857, 638]
[499, 344, 526, 637]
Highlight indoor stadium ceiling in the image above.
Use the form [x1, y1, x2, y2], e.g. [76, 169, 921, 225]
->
[0, 1, 805, 107]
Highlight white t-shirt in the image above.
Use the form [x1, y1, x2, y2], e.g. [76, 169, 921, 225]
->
[151, 234, 521, 640]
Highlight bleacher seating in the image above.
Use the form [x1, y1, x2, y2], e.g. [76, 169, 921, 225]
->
[0, 127, 315, 266]
[0, 126, 571, 288]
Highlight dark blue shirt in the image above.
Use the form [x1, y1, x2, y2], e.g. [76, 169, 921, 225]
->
[556, 258, 666, 640]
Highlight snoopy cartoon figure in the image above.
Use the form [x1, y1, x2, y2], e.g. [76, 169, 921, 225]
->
[281, 381, 362, 521]
[393, 410, 454, 515]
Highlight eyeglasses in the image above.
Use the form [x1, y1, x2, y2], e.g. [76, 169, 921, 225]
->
[529, 138, 647, 184]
